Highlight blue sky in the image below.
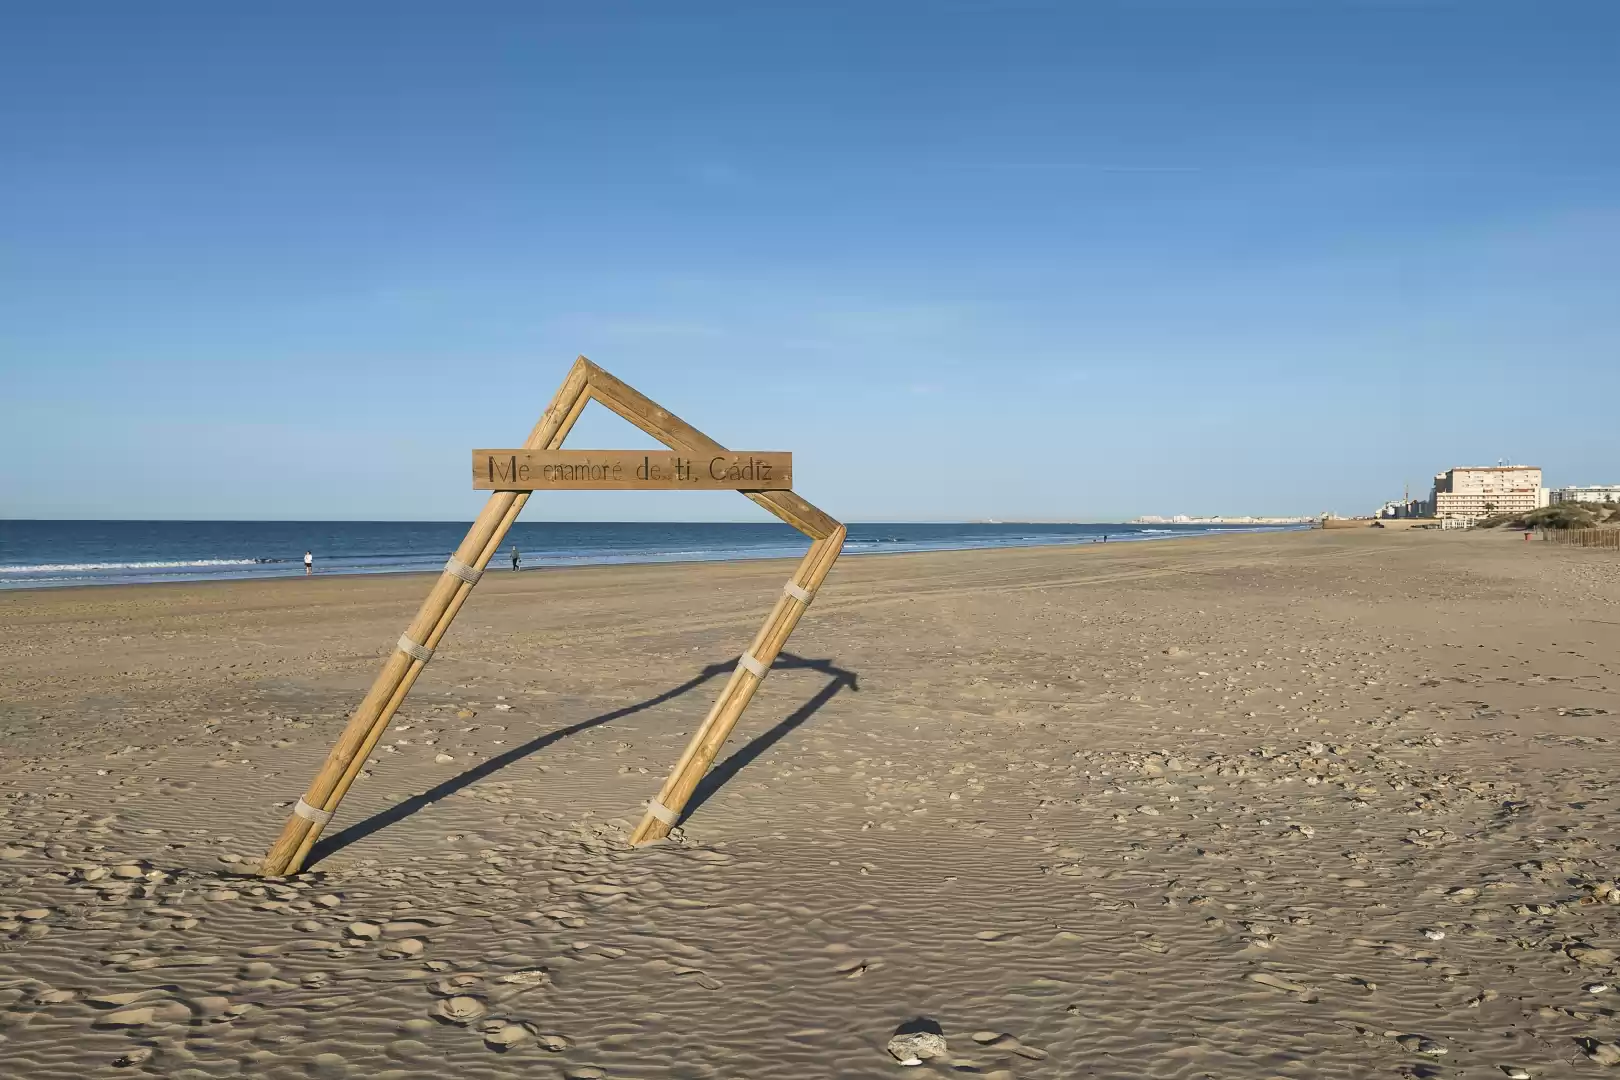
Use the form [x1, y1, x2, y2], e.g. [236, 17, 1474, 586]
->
[2, 1, 1616, 522]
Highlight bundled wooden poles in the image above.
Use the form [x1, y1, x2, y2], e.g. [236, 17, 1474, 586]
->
[258, 361, 592, 876]
[629, 525, 845, 845]
[258, 355, 845, 875]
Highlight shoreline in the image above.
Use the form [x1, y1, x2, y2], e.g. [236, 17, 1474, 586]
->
[0, 522, 1311, 594]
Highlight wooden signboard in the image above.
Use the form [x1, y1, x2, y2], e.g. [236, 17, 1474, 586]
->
[473, 450, 792, 490]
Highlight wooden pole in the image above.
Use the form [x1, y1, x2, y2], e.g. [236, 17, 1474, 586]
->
[260, 353, 844, 870]
[258, 359, 592, 876]
[629, 525, 846, 844]
[281, 493, 533, 872]
[292, 385, 596, 868]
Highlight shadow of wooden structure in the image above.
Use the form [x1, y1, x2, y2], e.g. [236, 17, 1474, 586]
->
[303, 652, 857, 868]
[259, 357, 844, 876]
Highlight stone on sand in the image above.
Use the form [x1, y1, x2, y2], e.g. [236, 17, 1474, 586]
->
[499, 967, 549, 987]
[1568, 944, 1618, 967]
[887, 1030, 947, 1065]
[1395, 1034, 1447, 1056]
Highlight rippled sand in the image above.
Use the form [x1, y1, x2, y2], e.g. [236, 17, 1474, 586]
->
[3, 528, 1619, 1078]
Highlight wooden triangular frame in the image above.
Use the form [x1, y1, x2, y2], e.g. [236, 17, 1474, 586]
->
[259, 357, 845, 875]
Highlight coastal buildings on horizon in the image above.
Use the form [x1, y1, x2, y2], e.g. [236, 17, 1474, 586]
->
[1350, 462, 1617, 523]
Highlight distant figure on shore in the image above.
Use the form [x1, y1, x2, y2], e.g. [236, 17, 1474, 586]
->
[511, 547, 521, 572]
[304, 550, 313, 576]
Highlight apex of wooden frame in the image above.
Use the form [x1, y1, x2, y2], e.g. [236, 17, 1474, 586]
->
[572, 358, 840, 540]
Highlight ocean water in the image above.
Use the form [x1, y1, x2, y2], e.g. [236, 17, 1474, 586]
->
[0, 520, 1303, 590]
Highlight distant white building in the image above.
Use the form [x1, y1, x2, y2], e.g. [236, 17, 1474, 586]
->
[1376, 497, 1431, 519]
[1550, 485, 1620, 504]
[1432, 466, 1547, 521]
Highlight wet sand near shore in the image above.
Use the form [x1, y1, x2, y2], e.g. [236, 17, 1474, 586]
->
[3, 529, 1620, 1078]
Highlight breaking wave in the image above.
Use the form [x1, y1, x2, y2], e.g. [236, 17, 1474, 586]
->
[0, 558, 266, 574]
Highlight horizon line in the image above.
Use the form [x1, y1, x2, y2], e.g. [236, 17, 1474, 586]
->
[1, 515, 1319, 525]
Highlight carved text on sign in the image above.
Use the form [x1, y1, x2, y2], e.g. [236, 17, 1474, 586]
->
[472, 450, 793, 490]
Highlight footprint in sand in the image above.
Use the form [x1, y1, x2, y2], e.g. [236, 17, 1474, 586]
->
[385, 1038, 434, 1064]
[1393, 1033, 1448, 1057]
[94, 1001, 191, 1027]
[306, 1052, 350, 1078]
[1136, 933, 1169, 954]
[1249, 972, 1316, 1001]
[971, 1031, 1049, 1060]
[642, 958, 722, 989]
[427, 972, 484, 997]
[91, 990, 243, 1029]
[112, 1046, 155, 1067]
[479, 1019, 534, 1050]
[431, 994, 488, 1024]
[672, 965, 722, 989]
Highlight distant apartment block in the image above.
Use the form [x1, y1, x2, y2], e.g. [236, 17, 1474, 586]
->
[1432, 466, 1546, 521]
[1550, 485, 1620, 504]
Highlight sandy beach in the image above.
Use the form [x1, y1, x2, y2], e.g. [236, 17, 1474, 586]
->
[3, 528, 1619, 1078]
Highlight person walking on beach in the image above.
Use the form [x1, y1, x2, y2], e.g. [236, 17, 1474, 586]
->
[511, 546, 521, 572]
[304, 550, 313, 576]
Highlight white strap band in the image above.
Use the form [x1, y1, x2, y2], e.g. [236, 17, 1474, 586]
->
[293, 798, 333, 825]
[738, 652, 768, 678]
[398, 634, 435, 663]
[783, 581, 813, 604]
[444, 556, 483, 584]
[646, 799, 680, 826]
